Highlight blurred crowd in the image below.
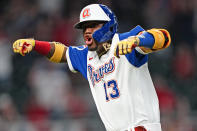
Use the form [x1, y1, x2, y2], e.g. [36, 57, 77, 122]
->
[0, 0, 196, 131]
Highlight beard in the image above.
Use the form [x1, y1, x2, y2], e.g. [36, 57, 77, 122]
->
[88, 46, 98, 51]
[87, 40, 99, 51]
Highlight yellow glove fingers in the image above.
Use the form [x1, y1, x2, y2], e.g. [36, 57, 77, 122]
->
[114, 45, 120, 58]
[127, 42, 134, 53]
[13, 40, 23, 55]
[13, 45, 19, 53]
[13, 41, 20, 53]
[13, 41, 24, 56]
[13, 48, 20, 53]
[114, 36, 139, 58]
[123, 41, 128, 54]
[19, 41, 26, 56]
[118, 42, 123, 55]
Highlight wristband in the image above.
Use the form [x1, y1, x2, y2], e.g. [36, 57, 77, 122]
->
[34, 40, 51, 56]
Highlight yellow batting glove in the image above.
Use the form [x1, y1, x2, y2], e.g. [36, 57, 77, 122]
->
[13, 39, 35, 56]
[114, 36, 139, 58]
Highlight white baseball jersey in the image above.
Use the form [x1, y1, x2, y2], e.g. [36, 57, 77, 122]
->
[66, 25, 162, 131]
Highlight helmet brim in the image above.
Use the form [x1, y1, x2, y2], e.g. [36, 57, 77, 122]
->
[74, 20, 108, 29]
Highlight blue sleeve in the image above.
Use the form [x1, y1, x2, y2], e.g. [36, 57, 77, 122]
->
[67, 45, 88, 79]
[138, 31, 155, 48]
[119, 25, 145, 40]
[119, 25, 148, 67]
[125, 49, 148, 67]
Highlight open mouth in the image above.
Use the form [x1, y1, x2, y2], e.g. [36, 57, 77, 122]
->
[85, 37, 93, 46]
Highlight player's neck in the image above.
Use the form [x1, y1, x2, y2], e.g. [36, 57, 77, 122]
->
[96, 42, 111, 59]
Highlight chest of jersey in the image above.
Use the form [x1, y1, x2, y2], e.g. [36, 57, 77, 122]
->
[87, 47, 133, 103]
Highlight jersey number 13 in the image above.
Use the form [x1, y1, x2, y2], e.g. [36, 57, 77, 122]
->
[103, 79, 120, 101]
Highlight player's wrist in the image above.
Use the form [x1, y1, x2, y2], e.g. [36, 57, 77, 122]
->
[34, 40, 51, 56]
[127, 36, 140, 46]
[31, 39, 36, 49]
[138, 32, 154, 48]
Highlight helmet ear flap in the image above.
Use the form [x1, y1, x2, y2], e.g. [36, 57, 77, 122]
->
[92, 4, 118, 43]
[93, 19, 117, 43]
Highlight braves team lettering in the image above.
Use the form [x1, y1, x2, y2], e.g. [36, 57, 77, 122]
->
[88, 57, 115, 86]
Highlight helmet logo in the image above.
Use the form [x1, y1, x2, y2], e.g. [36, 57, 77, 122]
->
[82, 8, 91, 19]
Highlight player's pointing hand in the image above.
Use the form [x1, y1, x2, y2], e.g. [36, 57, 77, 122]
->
[114, 36, 140, 58]
[13, 39, 35, 56]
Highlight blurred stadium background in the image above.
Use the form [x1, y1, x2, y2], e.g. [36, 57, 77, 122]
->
[0, 0, 197, 130]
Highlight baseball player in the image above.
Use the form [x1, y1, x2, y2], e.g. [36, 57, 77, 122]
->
[13, 4, 171, 131]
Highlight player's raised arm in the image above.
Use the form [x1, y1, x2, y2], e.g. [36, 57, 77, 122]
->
[114, 28, 171, 57]
[12, 39, 67, 63]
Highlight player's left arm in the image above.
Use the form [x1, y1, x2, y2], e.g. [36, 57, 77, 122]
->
[114, 28, 171, 57]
